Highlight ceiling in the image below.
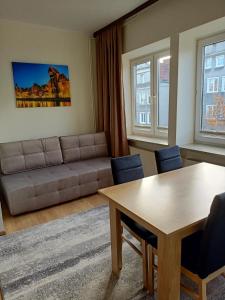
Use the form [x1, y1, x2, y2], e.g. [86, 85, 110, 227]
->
[0, 0, 149, 34]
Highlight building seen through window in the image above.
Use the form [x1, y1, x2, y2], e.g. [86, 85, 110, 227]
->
[135, 61, 151, 125]
[202, 40, 225, 133]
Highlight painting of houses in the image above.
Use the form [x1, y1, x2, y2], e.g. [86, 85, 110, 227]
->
[12, 62, 71, 108]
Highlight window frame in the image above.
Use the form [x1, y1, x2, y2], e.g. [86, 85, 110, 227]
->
[130, 50, 170, 138]
[195, 32, 225, 145]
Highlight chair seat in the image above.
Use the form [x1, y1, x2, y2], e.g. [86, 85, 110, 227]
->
[181, 230, 203, 275]
[121, 213, 157, 248]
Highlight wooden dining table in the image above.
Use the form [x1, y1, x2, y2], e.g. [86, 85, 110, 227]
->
[98, 162, 225, 300]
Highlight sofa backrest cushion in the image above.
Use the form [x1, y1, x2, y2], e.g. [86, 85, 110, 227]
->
[42, 137, 63, 166]
[0, 137, 63, 175]
[60, 132, 108, 163]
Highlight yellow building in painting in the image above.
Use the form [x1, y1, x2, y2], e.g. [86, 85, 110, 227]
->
[15, 65, 71, 108]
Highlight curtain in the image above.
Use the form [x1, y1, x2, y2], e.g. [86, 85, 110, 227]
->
[95, 23, 129, 157]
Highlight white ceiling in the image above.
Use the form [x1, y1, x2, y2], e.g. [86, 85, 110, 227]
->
[0, 0, 148, 34]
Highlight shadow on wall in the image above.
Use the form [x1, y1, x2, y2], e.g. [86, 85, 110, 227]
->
[129, 146, 158, 176]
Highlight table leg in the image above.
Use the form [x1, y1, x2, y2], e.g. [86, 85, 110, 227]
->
[109, 204, 122, 276]
[157, 234, 181, 300]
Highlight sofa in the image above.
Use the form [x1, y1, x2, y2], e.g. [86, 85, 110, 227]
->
[0, 132, 113, 215]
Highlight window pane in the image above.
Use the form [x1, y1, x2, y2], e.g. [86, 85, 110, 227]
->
[134, 61, 151, 126]
[215, 55, 225, 68]
[201, 40, 225, 133]
[222, 77, 225, 92]
[157, 56, 170, 128]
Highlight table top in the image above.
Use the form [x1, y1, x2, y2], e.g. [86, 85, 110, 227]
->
[99, 163, 225, 236]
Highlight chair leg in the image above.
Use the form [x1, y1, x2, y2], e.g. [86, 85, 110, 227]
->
[147, 244, 154, 295]
[141, 240, 148, 290]
[199, 281, 207, 300]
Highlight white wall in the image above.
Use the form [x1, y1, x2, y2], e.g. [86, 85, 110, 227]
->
[123, 0, 225, 53]
[130, 146, 157, 176]
[0, 20, 95, 143]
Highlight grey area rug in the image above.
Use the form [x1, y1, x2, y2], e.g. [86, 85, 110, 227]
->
[0, 206, 225, 300]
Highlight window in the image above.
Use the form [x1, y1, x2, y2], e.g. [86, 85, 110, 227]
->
[131, 51, 170, 137]
[222, 76, 225, 92]
[157, 55, 170, 128]
[215, 55, 225, 68]
[196, 33, 225, 144]
[138, 112, 150, 124]
[206, 77, 219, 93]
[205, 57, 212, 69]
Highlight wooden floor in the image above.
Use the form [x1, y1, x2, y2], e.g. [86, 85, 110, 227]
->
[0, 194, 107, 300]
[2, 194, 107, 234]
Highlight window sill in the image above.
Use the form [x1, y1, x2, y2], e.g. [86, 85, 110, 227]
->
[128, 134, 168, 145]
[181, 143, 225, 166]
[127, 134, 168, 152]
[182, 143, 225, 156]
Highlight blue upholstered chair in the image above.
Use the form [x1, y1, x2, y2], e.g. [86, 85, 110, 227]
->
[111, 154, 156, 293]
[154, 145, 183, 174]
[111, 154, 144, 184]
[180, 192, 225, 299]
[148, 192, 225, 299]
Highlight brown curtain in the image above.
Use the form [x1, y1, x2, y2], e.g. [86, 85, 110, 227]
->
[95, 23, 129, 157]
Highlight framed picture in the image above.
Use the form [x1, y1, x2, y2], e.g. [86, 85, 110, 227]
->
[12, 62, 71, 108]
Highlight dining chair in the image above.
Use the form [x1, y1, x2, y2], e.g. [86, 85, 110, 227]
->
[111, 154, 156, 293]
[181, 192, 225, 300]
[154, 145, 183, 174]
[148, 192, 225, 299]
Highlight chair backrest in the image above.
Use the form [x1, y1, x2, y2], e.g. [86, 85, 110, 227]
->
[154, 145, 182, 174]
[111, 154, 144, 185]
[198, 192, 225, 279]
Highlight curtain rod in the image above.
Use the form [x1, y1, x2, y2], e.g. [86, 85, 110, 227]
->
[93, 0, 159, 38]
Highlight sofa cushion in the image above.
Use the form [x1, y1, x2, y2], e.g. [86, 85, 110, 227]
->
[67, 161, 98, 184]
[42, 137, 63, 167]
[0, 157, 113, 215]
[60, 132, 108, 163]
[0, 137, 63, 175]
[84, 157, 113, 180]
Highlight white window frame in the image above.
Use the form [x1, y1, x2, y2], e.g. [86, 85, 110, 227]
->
[206, 77, 219, 93]
[130, 50, 170, 138]
[195, 32, 225, 145]
[215, 54, 225, 68]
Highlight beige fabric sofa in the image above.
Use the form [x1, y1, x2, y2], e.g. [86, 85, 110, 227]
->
[0, 132, 113, 215]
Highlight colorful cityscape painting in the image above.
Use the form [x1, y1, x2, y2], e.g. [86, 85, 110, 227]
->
[12, 62, 71, 108]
